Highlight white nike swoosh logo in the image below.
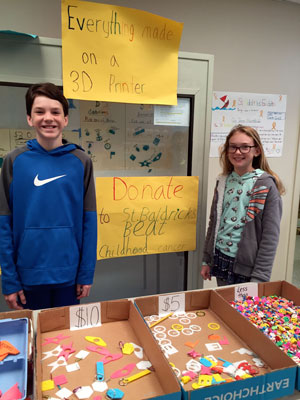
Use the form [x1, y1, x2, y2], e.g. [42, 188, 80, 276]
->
[34, 174, 66, 186]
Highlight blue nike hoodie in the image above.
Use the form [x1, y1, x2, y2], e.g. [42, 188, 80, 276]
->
[0, 139, 97, 295]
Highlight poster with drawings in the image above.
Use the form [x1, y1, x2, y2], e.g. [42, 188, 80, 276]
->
[80, 101, 125, 170]
[10, 129, 35, 149]
[125, 104, 173, 173]
[210, 92, 287, 157]
[0, 129, 10, 168]
[79, 101, 189, 174]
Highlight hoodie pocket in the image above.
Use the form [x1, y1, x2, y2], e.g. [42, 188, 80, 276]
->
[17, 227, 79, 268]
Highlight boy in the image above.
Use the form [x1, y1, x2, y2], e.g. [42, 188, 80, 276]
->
[0, 82, 97, 310]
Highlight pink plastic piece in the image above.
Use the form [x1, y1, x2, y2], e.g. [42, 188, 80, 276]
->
[187, 350, 201, 358]
[53, 374, 68, 386]
[58, 342, 76, 361]
[182, 371, 197, 379]
[110, 363, 136, 379]
[200, 365, 212, 375]
[86, 345, 109, 355]
[100, 352, 123, 364]
[219, 336, 229, 345]
[42, 333, 70, 346]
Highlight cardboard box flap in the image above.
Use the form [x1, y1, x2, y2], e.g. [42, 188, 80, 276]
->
[261, 280, 300, 302]
[134, 295, 158, 316]
[101, 298, 130, 322]
[38, 307, 69, 332]
[129, 302, 180, 394]
[258, 280, 283, 297]
[211, 290, 295, 369]
[186, 289, 211, 309]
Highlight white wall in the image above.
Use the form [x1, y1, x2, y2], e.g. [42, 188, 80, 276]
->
[1, 0, 300, 282]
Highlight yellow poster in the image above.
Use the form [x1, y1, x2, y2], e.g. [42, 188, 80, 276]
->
[96, 176, 199, 260]
[61, 0, 183, 105]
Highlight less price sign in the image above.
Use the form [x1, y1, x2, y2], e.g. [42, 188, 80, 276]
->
[234, 283, 258, 302]
[158, 293, 185, 316]
[70, 303, 101, 331]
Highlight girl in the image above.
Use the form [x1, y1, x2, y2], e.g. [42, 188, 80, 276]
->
[201, 125, 284, 286]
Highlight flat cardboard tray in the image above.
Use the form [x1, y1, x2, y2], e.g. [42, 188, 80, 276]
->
[35, 299, 181, 400]
[135, 289, 297, 400]
[0, 316, 29, 399]
[216, 280, 300, 391]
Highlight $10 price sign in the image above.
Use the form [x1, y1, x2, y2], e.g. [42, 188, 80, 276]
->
[158, 293, 185, 316]
[70, 303, 101, 331]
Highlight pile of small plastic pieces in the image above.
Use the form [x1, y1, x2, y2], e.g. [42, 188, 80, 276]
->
[230, 295, 300, 363]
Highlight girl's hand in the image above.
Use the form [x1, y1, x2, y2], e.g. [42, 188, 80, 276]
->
[201, 265, 211, 280]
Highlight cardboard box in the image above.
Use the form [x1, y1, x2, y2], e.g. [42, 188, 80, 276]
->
[135, 289, 296, 400]
[35, 299, 181, 400]
[216, 280, 300, 391]
[0, 309, 33, 399]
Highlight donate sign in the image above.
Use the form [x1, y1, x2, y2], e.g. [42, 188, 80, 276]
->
[96, 176, 199, 259]
[61, 0, 183, 105]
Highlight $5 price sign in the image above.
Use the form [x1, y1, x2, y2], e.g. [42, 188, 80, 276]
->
[70, 303, 101, 331]
[158, 293, 185, 316]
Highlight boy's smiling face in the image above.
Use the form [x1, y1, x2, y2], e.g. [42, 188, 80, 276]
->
[27, 96, 68, 149]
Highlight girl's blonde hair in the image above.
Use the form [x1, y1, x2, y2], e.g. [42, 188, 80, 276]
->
[220, 125, 285, 195]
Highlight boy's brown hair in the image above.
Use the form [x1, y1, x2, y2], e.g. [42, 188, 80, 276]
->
[26, 82, 69, 116]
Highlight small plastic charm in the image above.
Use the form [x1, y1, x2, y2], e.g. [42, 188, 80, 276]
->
[87, 345, 109, 355]
[48, 356, 68, 373]
[53, 374, 68, 386]
[130, 343, 143, 359]
[136, 360, 152, 370]
[100, 352, 123, 364]
[196, 311, 205, 317]
[85, 336, 107, 347]
[182, 370, 198, 380]
[121, 342, 134, 355]
[119, 369, 151, 386]
[187, 350, 201, 358]
[56, 387, 73, 399]
[181, 375, 191, 384]
[42, 333, 70, 346]
[58, 341, 76, 361]
[96, 361, 105, 381]
[75, 350, 90, 361]
[92, 380, 108, 392]
[207, 323, 220, 330]
[110, 363, 136, 379]
[42, 345, 62, 361]
[171, 324, 183, 331]
[106, 388, 124, 399]
[231, 347, 254, 356]
[73, 385, 94, 399]
[41, 379, 55, 391]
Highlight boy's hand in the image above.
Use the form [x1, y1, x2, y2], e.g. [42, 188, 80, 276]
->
[76, 284, 91, 299]
[200, 265, 211, 281]
[4, 290, 26, 310]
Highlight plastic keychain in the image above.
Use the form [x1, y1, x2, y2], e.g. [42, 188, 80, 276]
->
[85, 336, 107, 347]
[120, 342, 134, 355]
[106, 388, 124, 399]
[110, 363, 136, 379]
[96, 361, 105, 381]
[119, 369, 151, 386]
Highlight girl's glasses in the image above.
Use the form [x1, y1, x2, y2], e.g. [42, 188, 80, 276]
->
[228, 145, 256, 154]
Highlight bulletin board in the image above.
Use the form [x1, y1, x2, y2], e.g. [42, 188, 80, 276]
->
[0, 86, 190, 177]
